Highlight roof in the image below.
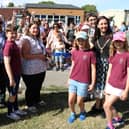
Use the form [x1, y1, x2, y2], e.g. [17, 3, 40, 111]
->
[25, 3, 81, 10]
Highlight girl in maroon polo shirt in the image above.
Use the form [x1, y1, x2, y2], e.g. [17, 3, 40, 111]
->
[103, 32, 129, 129]
[67, 31, 96, 123]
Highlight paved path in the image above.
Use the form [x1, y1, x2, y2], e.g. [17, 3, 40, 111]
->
[20, 69, 69, 90]
[43, 70, 69, 87]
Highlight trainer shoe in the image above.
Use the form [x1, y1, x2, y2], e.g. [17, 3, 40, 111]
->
[68, 112, 76, 123]
[112, 118, 124, 126]
[79, 111, 86, 121]
[14, 109, 27, 115]
[7, 112, 21, 120]
[27, 106, 37, 113]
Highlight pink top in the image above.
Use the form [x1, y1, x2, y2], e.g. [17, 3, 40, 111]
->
[70, 49, 96, 83]
[108, 52, 129, 89]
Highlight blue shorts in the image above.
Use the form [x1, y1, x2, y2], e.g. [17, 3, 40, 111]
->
[54, 55, 64, 63]
[69, 79, 89, 97]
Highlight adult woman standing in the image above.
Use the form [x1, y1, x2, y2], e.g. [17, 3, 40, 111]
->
[46, 23, 67, 69]
[20, 22, 47, 112]
[89, 16, 113, 116]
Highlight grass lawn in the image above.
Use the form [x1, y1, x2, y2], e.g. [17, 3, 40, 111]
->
[0, 85, 129, 129]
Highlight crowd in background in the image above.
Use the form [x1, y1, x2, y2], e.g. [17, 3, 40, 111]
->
[0, 10, 129, 129]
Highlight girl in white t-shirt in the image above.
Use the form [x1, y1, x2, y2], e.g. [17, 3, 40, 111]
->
[53, 33, 65, 71]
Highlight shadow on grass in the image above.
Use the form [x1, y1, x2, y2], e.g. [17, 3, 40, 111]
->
[114, 98, 129, 128]
[0, 87, 68, 127]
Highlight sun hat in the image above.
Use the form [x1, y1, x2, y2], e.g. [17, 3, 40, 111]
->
[112, 31, 126, 42]
[75, 31, 88, 40]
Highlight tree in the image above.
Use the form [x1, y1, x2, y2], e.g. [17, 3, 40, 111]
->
[38, 1, 55, 4]
[81, 4, 98, 13]
[7, 2, 15, 7]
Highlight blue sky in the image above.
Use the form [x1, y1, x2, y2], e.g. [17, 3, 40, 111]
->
[1, 0, 129, 12]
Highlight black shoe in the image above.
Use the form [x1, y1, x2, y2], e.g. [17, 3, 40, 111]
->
[56, 67, 60, 71]
[88, 108, 99, 115]
[60, 67, 64, 71]
[88, 106, 103, 116]
[100, 110, 106, 118]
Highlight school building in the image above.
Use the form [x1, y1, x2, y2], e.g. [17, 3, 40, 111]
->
[25, 3, 85, 25]
[0, 7, 25, 21]
[0, 3, 85, 26]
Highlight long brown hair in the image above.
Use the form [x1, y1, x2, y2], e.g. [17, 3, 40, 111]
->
[26, 21, 40, 39]
[109, 40, 129, 57]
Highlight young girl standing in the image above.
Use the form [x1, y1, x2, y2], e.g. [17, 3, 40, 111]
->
[53, 33, 65, 71]
[68, 31, 96, 123]
[104, 32, 129, 129]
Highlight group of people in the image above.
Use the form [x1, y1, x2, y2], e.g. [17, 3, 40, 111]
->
[67, 14, 129, 129]
[0, 12, 75, 121]
[0, 11, 129, 129]
[0, 20, 48, 120]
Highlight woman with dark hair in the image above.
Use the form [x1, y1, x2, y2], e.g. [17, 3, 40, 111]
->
[46, 22, 67, 69]
[20, 21, 47, 113]
[89, 16, 113, 116]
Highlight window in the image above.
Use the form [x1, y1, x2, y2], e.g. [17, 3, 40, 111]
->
[35, 15, 40, 18]
[48, 15, 53, 23]
[60, 16, 65, 23]
[76, 16, 80, 24]
[41, 15, 46, 19]
[54, 15, 59, 22]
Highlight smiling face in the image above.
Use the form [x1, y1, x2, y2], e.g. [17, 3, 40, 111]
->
[88, 16, 97, 28]
[6, 31, 17, 42]
[97, 18, 108, 35]
[76, 38, 87, 50]
[29, 23, 39, 37]
[113, 40, 125, 50]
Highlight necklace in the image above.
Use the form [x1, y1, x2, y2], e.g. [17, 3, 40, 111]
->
[97, 39, 110, 53]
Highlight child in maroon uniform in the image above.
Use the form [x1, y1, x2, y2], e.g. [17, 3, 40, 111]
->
[68, 31, 96, 123]
[3, 24, 27, 120]
[104, 32, 129, 129]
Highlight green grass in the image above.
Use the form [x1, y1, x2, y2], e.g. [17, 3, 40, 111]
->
[0, 86, 129, 129]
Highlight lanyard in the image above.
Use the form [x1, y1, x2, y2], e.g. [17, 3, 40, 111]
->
[36, 39, 46, 55]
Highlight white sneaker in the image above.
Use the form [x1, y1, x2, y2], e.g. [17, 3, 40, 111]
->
[15, 109, 27, 115]
[27, 106, 37, 113]
[7, 112, 21, 120]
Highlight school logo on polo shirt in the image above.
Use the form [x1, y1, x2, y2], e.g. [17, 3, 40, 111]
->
[83, 55, 88, 60]
[119, 58, 124, 64]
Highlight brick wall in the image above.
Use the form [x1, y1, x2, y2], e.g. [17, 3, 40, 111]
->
[0, 8, 25, 21]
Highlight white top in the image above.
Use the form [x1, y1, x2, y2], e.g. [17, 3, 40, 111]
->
[21, 35, 47, 75]
[54, 41, 65, 53]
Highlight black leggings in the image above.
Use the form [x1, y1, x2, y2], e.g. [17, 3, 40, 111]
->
[22, 72, 46, 107]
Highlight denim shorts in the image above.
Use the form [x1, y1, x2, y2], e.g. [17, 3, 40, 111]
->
[69, 79, 89, 97]
[54, 55, 64, 63]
